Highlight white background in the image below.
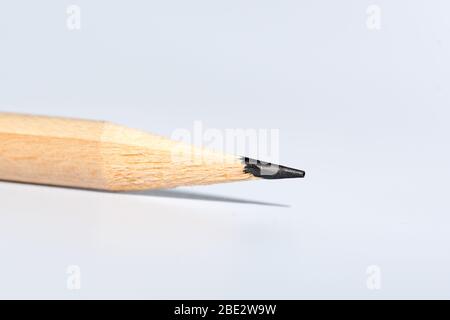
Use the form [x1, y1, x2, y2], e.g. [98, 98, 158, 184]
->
[1, 1, 449, 299]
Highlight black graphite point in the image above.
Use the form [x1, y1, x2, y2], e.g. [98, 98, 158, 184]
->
[242, 157, 305, 179]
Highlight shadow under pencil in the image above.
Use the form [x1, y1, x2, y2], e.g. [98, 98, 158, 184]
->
[125, 189, 290, 208]
[0, 180, 290, 208]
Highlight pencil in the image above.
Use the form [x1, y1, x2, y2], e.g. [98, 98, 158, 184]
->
[0, 112, 305, 191]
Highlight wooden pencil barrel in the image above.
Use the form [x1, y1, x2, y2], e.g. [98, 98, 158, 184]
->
[0, 113, 108, 189]
[0, 112, 251, 191]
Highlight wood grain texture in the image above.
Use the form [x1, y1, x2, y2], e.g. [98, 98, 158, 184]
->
[0, 112, 254, 190]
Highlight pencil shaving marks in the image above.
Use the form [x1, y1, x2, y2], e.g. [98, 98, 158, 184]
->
[100, 124, 254, 191]
[101, 145, 254, 190]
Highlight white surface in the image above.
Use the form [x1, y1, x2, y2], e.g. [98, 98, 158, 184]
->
[1, 0, 450, 299]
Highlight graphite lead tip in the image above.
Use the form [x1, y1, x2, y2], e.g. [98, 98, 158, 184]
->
[242, 157, 306, 180]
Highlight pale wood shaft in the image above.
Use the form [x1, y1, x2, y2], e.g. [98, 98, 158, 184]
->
[0, 113, 252, 190]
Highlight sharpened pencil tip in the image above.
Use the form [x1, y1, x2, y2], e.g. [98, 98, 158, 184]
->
[242, 157, 305, 180]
